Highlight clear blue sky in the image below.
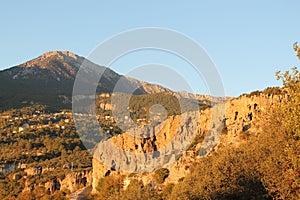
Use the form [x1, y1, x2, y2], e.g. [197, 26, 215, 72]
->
[0, 1, 299, 96]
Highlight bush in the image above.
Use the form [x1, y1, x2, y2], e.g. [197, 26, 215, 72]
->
[154, 168, 170, 184]
[95, 176, 123, 200]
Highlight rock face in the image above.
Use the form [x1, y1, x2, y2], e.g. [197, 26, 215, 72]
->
[0, 162, 28, 178]
[91, 93, 287, 191]
[60, 170, 92, 193]
[0, 162, 20, 176]
[44, 179, 61, 194]
[92, 111, 202, 192]
[222, 93, 286, 143]
[24, 167, 43, 176]
[22, 170, 92, 194]
[93, 112, 200, 171]
[166, 93, 287, 183]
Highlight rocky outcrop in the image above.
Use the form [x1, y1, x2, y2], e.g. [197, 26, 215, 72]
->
[23, 166, 57, 176]
[60, 170, 92, 193]
[166, 93, 287, 183]
[92, 93, 287, 190]
[45, 179, 61, 194]
[99, 102, 113, 110]
[69, 185, 92, 200]
[0, 162, 27, 176]
[92, 111, 202, 192]
[22, 170, 92, 194]
[0, 162, 20, 176]
[221, 93, 286, 143]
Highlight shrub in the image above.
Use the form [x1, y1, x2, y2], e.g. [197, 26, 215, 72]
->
[95, 176, 123, 200]
[154, 168, 170, 184]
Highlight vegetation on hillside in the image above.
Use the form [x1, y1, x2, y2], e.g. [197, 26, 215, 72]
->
[0, 105, 92, 199]
[92, 175, 161, 200]
[91, 44, 300, 200]
[0, 91, 209, 199]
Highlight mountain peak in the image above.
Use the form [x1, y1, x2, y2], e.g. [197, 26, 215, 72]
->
[0, 50, 85, 81]
[41, 50, 78, 60]
[20, 50, 81, 69]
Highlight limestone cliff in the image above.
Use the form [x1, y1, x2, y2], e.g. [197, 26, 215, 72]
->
[91, 93, 287, 191]
[166, 93, 286, 183]
[22, 170, 92, 194]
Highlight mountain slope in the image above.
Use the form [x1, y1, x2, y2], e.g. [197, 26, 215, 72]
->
[0, 51, 168, 111]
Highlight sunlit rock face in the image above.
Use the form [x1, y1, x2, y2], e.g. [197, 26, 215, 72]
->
[91, 93, 286, 192]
